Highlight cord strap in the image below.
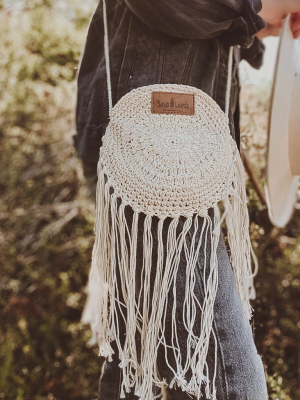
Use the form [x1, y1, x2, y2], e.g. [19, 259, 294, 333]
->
[102, 0, 233, 118]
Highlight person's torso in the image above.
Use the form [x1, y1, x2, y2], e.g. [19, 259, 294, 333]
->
[75, 0, 239, 162]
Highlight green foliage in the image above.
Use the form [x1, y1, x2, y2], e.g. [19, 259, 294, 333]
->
[0, 2, 102, 400]
[240, 85, 300, 400]
[0, 2, 299, 399]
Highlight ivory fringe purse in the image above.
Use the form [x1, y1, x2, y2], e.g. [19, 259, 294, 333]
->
[82, 1, 258, 399]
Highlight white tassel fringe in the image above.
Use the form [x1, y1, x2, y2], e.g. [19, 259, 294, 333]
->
[82, 151, 257, 400]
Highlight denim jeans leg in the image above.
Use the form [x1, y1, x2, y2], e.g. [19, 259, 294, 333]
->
[82, 161, 97, 202]
[82, 162, 268, 400]
[98, 339, 141, 400]
[98, 342, 163, 399]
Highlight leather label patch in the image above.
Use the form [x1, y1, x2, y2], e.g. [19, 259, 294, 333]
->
[151, 91, 194, 115]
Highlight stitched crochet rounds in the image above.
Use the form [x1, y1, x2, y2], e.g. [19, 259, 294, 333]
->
[101, 84, 236, 219]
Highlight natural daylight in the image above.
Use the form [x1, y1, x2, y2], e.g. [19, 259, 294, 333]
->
[0, 1, 300, 400]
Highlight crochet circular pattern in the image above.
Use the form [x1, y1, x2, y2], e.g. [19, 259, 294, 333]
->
[100, 84, 236, 219]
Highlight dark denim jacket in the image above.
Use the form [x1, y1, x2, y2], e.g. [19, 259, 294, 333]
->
[75, 0, 265, 162]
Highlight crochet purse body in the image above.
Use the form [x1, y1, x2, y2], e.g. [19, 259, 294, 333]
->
[82, 1, 258, 399]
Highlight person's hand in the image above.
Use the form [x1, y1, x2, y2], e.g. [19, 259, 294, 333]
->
[256, 20, 284, 40]
[256, 0, 300, 39]
[290, 12, 300, 38]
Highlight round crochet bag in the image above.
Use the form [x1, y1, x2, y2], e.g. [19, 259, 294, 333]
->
[82, 1, 258, 399]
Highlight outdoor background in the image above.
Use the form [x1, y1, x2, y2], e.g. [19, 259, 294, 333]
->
[0, 1, 299, 399]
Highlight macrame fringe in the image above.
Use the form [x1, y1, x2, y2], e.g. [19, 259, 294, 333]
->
[82, 151, 257, 400]
[223, 150, 258, 320]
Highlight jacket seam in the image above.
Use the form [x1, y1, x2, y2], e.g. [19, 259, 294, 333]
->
[82, 58, 104, 118]
[155, 35, 162, 83]
[175, 0, 265, 40]
[160, 38, 166, 83]
[180, 42, 193, 84]
[187, 41, 200, 84]
[173, 0, 263, 28]
[156, 34, 166, 84]
[181, 41, 199, 85]
[127, 20, 142, 91]
[117, 12, 133, 100]
[174, 0, 241, 15]
[214, 57, 220, 103]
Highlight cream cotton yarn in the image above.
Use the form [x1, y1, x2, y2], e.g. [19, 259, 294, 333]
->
[100, 84, 236, 219]
[81, 1, 258, 399]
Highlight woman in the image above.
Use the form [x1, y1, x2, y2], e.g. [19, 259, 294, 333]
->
[75, 1, 300, 399]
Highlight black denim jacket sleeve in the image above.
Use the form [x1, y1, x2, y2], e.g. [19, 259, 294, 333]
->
[124, 0, 266, 47]
[241, 36, 265, 68]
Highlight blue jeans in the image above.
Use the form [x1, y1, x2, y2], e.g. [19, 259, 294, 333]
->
[82, 162, 268, 400]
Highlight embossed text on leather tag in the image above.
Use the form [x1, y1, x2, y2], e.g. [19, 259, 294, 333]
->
[151, 91, 194, 115]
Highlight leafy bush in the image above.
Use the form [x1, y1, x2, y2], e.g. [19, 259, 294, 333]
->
[0, 2, 103, 400]
[0, 2, 299, 399]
